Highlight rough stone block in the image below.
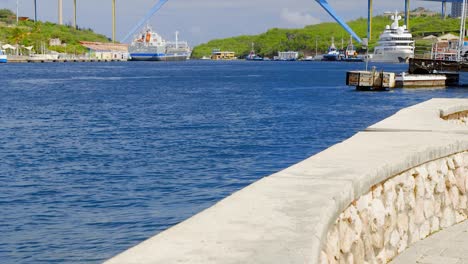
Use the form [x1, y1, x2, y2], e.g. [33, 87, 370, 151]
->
[419, 220, 430, 239]
[450, 186, 460, 209]
[403, 172, 416, 192]
[389, 229, 400, 248]
[338, 220, 355, 254]
[356, 194, 371, 214]
[370, 199, 386, 230]
[372, 185, 383, 199]
[397, 213, 409, 235]
[454, 155, 464, 168]
[460, 195, 467, 210]
[371, 229, 384, 250]
[326, 225, 340, 259]
[396, 189, 405, 212]
[397, 233, 408, 254]
[440, 207, 455, 228]
[351, 238, 365, 264]
[454, 167, 466, 194]
[415, 174, 425, 198]
[439, 160, 449, 175]
[447, 158, 456, 170]
[414, 197, 426, 224]
[424, 198, 435, 219]
[430, 216, 440, 233]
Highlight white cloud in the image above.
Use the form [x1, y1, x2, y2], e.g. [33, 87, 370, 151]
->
[280, 8, 320, 27]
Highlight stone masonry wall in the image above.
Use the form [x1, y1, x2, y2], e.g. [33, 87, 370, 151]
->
[320, 152, 468, 264]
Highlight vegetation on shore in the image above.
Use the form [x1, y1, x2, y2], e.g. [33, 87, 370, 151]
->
[192, 12, 462, 59]
[0, 9, 110, 54]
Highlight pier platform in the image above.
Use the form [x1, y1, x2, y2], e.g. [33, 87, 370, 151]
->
[409, 58, 468, 74]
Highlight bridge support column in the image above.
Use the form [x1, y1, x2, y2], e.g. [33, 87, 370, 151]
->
[405, 0, 410, 29]
[73, 0, 77, 29]
[112, 0, 116, 43]
[368, 0, 373, 40]
[442, 1, 447, 19]
[34, 0, 37, 22]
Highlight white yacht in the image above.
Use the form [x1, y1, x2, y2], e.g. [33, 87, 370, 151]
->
[371, 11, 414, 63]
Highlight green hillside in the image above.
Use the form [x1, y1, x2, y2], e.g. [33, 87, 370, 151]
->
[192, 13, 462, 59]
[0, 9, 110, 54]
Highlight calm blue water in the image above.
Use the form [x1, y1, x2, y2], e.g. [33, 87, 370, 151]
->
[0, 61, 467, 263]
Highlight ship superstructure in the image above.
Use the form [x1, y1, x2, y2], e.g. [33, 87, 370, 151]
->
[372, 11, 415, 63]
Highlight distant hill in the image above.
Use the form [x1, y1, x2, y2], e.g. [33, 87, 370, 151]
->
[192, 13, 461, 59]
[0, 9, 110, 54]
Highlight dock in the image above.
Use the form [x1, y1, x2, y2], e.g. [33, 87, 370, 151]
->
[409, 58, 468, 74]
[346, 70, 395, 90]
[5, 55, 126, 63]
[347, 58, 465, 90]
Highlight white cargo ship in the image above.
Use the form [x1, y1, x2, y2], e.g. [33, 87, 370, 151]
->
[129, 26, 191, 61]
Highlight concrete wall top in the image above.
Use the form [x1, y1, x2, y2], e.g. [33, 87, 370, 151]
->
[367, 98, 468, 133]
[106, 98, 468, 264]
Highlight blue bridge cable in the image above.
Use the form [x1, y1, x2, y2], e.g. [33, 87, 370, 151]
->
[314, 0, 363, 44]
[121, 0, 170, 43]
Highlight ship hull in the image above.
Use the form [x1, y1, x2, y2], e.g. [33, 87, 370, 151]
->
[129, 53, 189, 61]
[371, 50, 414, 63]
[322, 54, 339, 61]
[0, 55, 7, 63]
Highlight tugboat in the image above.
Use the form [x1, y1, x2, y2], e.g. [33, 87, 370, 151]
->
[322, 37, 340, 61]
[341, 36, 364, 62]
[0, 49, 7, 63]
[246, 43, 263, 61]
[371, 11, 414, 63]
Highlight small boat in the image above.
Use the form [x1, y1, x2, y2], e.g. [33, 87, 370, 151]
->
[246, 43, 263, 61]
[340, 36, 364, 62]
[322, 37, 340, 61]
[0, 50, 7, 63]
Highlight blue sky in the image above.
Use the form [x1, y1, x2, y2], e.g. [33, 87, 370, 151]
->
[1, 0, 442, 45]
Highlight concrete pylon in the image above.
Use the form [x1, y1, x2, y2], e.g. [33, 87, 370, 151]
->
[368, 0, 373, 41]
[58, 0, 63, 25]
[112, 0, 116, 43]
[34, 0, 37, 22]
[74, 0, 77, 29]
[405, 0, 410, 29]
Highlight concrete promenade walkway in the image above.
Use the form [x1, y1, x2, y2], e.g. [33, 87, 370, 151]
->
[391, 220, 468, 264]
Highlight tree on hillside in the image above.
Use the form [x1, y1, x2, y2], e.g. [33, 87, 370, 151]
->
[0, 9, 16, 24]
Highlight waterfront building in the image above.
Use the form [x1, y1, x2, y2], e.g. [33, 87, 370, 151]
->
[80, 41, 129, 61]
[211, 49, 236, 60]
[277, 51, 299, 61]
